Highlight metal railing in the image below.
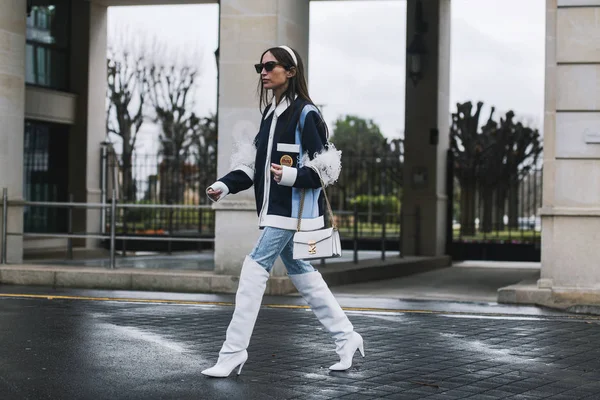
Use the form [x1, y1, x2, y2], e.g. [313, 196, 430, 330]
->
[451, 168, 543, 244]
[102, 149, 402, 236]
[1, 187, 415, 268]
[0, 188, 214, 268]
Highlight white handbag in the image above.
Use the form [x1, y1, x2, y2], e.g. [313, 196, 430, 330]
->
[292, 178, 342, 260]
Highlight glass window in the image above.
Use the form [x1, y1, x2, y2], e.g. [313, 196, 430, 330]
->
[23, 120, 70, 233]
[26, 43, 68, 89]
[25, 0, 70, 90]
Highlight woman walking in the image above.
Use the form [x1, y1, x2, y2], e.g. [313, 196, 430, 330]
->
[201, 45, 364, 378]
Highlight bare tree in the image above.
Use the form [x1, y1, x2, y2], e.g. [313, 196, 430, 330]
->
[451, 101, 543, 236]
[106, 38, 149, 202]
[147, 52, 202, 204]
[451, 101, 493, 236]
[190, 113, 218, 202]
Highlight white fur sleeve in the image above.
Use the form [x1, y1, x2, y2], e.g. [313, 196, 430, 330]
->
[229, 134, 257, 180]
[300, 143, 342, 186]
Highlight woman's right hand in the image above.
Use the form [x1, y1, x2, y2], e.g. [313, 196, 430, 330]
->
[206, 188, 222, 202]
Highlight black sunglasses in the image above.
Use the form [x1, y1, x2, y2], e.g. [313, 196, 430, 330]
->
[254, 61, 283, 73]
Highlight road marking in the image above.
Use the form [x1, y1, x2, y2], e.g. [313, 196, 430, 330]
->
[0, 293, 233, 306]
[1, 292, 599, 321]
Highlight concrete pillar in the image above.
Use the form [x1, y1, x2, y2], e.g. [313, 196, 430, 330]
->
[0, 0, 26, 263]
[69, 1, 108, 247]
[402, 0, 451, 256]
[537, 0, 600, 303]
[214, 0, 310, 275]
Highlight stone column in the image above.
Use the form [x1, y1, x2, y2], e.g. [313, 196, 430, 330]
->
[69, 1, 108, 247]
[215, 0, 310, 275]
[537, 0, 600, 303]
[402, 0, 451, 256]
[0, 0, 26, 263]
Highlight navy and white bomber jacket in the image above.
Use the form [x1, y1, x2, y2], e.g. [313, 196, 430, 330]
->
[207, 95, 342, 232]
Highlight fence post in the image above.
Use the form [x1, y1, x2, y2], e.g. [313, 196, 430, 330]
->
[197, 200, 203, 252]
[379, 159, 385, 261]
[122, 202, 128, 257]
[381, 201, 386, 261]
[353, 202, 358, 264]
[167, 200, 173, 255]
[1, 188, 7, 264]
[100, 142, 108, 234]
[67, 193, 73, 260]
[109, 189, 116, 269]
[415, 206, 421, 256]
[399, 204, 404, 258]
[381, 198, 387, 263]
[445, 148, 454, 256]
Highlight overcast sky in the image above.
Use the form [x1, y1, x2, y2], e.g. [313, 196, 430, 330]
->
[107, 0, 545, 154]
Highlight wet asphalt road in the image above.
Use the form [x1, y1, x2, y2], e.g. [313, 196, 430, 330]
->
[2, 287, 600, 400]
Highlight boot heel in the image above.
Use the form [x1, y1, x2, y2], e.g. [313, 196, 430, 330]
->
[202, 350, 249, 378]
[237, 361, 245, 375]
[358, 341, 365, 357]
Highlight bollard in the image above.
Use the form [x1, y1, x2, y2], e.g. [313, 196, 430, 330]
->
[1, 188, 7, 264]
[109, 189, 116, 269]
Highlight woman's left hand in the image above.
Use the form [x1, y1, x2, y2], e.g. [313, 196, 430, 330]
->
[270, 163, 283, 183]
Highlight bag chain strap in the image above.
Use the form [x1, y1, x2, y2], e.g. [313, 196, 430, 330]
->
[296, 177, 336, 232]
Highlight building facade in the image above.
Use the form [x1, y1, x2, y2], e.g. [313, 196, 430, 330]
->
[0, 0, 599, 304]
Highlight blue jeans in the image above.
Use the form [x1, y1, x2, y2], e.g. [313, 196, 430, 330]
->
[249, 227, 316, 275]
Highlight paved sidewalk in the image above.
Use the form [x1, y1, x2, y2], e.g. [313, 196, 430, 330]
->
[332, 261, 540, 303]
[1, 288, 600, 399]
[30, 250, 402, 270]
[5, 250, 451, 296]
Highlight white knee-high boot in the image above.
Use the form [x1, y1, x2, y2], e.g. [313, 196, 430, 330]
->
[289, 271, 364, 371]
[201, 256, 270, 377]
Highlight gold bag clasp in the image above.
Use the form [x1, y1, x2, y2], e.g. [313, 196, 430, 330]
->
[308, 240, 316, 255]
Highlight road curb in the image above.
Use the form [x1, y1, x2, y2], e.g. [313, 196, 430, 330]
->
[0, 255, 451, 295]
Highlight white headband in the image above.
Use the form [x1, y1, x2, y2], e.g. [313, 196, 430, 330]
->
[278, 45, 298, 66]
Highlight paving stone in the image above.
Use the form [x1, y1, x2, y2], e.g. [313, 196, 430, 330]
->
[335, 394, 379, 400]
[546, 395, 582, 400]
[383, 392, 428, 400]
[439, 388, 478, 395]
[481, 389, 517, 398]
[458, 385, 492, 394]
[289, 395, 332, 400]
[462, 395, 507, 400]
[2, 297, 600, 399]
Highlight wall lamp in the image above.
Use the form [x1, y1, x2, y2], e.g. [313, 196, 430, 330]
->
[407, 0, 428, 86]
